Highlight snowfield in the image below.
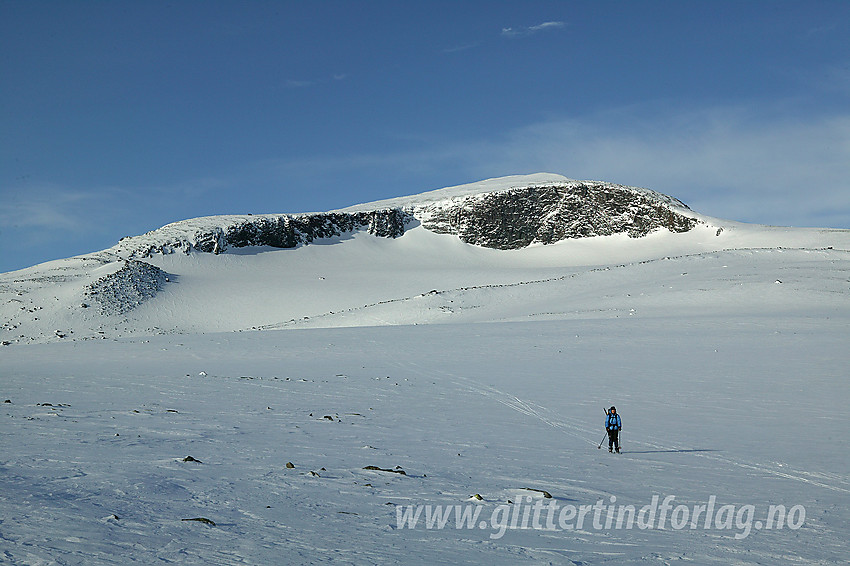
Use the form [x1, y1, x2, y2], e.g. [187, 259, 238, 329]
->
[2, 175, 849, 564]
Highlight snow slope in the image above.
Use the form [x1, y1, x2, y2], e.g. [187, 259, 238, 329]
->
[3, 317, 849, 564]
[2, 217, 846, 344]
[1, 174, 849, 564]
[2, 173, 709, 344]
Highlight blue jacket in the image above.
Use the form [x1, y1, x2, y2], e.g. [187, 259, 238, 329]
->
[606, 413, 621, 431]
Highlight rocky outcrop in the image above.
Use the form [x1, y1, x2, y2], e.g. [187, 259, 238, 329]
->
[220, 210, 408, 251]
[410, 182, 697, 249]
[0, 175, 706, 334]
[84, 260, 170, 315]
[112, 177, 698, 259]
[121, 209, 409, 258]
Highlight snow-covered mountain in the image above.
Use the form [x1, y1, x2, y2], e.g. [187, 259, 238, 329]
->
[85, 173, 696, 259]
[3, 174, 849, 565]
[3, 173, 846, 345]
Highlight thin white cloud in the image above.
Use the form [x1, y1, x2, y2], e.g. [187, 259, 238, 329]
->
[502, 21, 565, 38]
[530, 21, 566, 33]
[249, 104, 850, 228]
[465, 107, 850, 227]
[0, 175, 229, 246]
[0, 185, 109, 232]
[1, 170, 248, 270]
[6, 102, 846, 270]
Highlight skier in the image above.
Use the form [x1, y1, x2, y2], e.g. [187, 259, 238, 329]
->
[606, 406, 621, 453]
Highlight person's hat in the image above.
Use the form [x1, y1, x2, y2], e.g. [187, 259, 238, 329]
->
[610, 406, 616, 411]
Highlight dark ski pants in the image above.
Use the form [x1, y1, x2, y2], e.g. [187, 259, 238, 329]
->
[607, 429, 620, 451]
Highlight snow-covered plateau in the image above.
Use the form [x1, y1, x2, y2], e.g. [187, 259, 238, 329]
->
[2, 174, 849, 564]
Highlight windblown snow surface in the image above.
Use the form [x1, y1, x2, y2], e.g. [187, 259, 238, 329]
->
[2, 175, 849, 564]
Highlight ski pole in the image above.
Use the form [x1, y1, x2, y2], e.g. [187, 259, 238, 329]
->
[598, 407, 609, 449]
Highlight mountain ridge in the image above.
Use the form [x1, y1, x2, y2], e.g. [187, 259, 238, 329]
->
[104, 174, 700, 260]
[2, 173, 848, 345]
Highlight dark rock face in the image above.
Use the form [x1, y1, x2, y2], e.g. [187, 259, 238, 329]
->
[414, 183, 697, 250]
[121, 181, 698, 259]
[84, 260, 170, 315]
[130, 209, 409, 257]
[66, 181, 699, 317]
[218, 210, 408, 252]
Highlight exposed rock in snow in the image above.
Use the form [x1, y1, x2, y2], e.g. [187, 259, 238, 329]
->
[117, 209, 409, 258]
[9, 173, 844, 345]
[111, 175, 698, 259]
[84, 260, 170, 315]
[409, 181, 697, 249]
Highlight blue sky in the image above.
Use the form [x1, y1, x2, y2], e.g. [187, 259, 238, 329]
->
[2, 1, 849, 272]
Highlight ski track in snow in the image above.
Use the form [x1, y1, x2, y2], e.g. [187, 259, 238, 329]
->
[3, 319, 848, 565]
[262, 246, 850, 331]
[397, 362, 850, 497]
